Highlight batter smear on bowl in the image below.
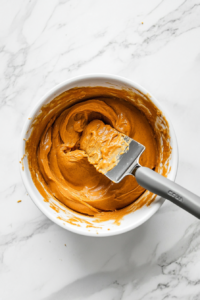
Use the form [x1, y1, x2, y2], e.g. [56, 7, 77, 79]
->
[25, 86, 171, 221]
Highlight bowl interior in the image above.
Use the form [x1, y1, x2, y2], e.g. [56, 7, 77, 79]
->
[20, 75, 178, 236]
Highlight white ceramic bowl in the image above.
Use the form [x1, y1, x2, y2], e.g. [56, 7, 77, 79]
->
[19, 74, 178, 237]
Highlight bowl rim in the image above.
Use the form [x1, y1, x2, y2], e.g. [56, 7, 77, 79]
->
[19, 73, 179, 237]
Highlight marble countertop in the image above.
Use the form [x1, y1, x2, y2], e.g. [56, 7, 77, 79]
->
[1, 0, 200, 299]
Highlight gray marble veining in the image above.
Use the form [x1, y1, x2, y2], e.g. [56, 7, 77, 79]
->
[0, 0, 200, 299]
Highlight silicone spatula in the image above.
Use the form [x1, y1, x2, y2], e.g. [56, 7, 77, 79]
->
[104, 136, 200, 219]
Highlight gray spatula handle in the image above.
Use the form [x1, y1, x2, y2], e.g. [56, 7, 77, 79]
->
[135, 167, 200, 219]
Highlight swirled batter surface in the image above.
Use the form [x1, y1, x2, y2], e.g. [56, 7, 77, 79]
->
[26, 86, 171, 222]
[28, 96, 157, 216]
